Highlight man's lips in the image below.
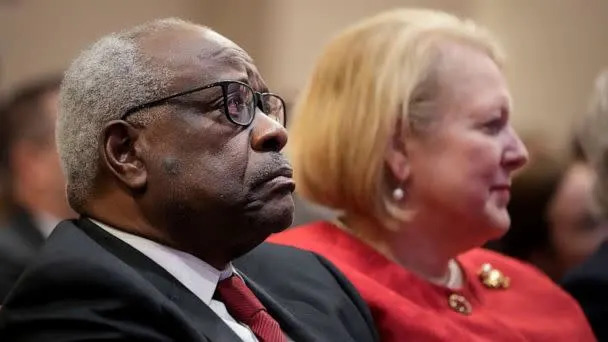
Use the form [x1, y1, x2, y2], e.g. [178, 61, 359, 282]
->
[264, 175, 296, 192]
[253, 166, 296, 192]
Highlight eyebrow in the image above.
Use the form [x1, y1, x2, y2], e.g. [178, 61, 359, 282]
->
[231, 76, 269, 94]
[254, 82, 270, 94]
[259, 84, 270, 94]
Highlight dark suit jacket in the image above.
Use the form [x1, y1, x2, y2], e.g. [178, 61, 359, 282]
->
[562, 241, 608, 341]
[0, 218, 379, 342]
[0, 208, 45, 301]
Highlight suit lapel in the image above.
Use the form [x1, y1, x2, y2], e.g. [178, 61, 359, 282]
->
[77, 218, 242, 342]
[166, 285, 243, 342]
[239, 271, 317, 342]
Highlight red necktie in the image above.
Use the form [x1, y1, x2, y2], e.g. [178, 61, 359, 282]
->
[216, 275, 287, 342]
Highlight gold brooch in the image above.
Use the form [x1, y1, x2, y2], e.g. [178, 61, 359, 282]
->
[478, 263, 510, 289]
[448, 293, 472, 315]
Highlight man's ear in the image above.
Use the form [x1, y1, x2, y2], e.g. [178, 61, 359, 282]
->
[100, 120, 147, 191]
[385, 119, 411, 183]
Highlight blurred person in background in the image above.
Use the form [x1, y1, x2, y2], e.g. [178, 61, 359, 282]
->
[269, 8, 595, 341]
[0, 76, 75, 300]
[489, 136, 608, 281]
[563, 69, 608, 341]
[0, 18, 378, 341]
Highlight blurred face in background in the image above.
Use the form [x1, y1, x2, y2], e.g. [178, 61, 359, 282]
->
[405, 41, 528, 246]
[10, 89, 73, 218]
[30, 90, 66, 200]
[549, 162, 608, 276]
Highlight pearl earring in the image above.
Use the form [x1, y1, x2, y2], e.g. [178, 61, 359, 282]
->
[392, 187, 405, 201]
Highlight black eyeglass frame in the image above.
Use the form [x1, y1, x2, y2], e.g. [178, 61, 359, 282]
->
[120, 80, 287, 127]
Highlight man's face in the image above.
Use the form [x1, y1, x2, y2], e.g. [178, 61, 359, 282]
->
[132, 28, 294, 255]
[12, 89, 74, 219]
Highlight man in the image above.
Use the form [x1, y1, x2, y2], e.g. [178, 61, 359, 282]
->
[0, 18, 378, 342]
[562, 69, 608, 341]
[0, 77, 75, 300]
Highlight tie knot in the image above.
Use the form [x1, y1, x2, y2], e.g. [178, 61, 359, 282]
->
[216, 275, 287, 342]
[216, 275, 266, 322]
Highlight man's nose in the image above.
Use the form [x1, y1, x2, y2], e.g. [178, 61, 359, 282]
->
[250, 109, 288, 152]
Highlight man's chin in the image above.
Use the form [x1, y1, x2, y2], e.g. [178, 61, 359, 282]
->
[261, 203, 295, 234]
[269, 213, 293, 234]
[232, 208, 293, 259]
[246, 193, 295, 233]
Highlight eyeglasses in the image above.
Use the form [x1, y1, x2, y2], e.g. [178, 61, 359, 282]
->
[121, 80, 287, 127]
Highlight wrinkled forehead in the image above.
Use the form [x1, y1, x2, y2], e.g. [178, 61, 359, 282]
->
[140, 26, 265, 92]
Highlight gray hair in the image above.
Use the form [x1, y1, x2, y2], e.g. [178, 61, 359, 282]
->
[579, 69, 608, 215]
[57, 18, 201, 212]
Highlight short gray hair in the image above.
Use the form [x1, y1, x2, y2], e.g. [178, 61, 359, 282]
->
[579, 69, 608, 215]
[57, 18, 200, 212]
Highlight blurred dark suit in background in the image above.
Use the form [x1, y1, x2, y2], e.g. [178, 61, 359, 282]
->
[0, 76, 75, 300]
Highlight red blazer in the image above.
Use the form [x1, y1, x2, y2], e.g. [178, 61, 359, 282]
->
[268, 221, 596, 342]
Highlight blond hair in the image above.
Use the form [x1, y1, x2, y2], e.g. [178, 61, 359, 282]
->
[289, 8, 504, 229]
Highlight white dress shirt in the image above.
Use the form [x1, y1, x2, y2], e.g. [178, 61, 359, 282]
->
[33, 211, 61, 238]
[90, 219, 259, 342]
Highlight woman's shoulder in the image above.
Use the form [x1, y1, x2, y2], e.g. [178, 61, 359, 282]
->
[268, 221, 364, 258]
[268, 221, 339, 245]
[459, 248, 594, 339]
[459, 247, 560, 288]
[460, 248, 583, 307]
[460, 248, 545, 276]
[268, 221, 391, 273]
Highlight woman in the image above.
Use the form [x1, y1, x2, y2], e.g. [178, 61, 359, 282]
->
[269, 9, 595, 341]
[490, 136, 607, 281]
[562, 70, 608, 341]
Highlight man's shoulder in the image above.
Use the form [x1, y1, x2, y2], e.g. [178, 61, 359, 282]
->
[240, 240, 318, 261]
[236, 241, 338, 279]
[237, 241, 370, 316]
[0, 220, 187, 341]
[236, 242, 379, 342]
[0, 220, 176, 340]
[0, 220, 22, 241]
[0, 222, 29, 259]
[26, 219, 115, 272]
[0, 213, 41, 257]
[0, 213, 45, 299]
[5, 220, 164, 304]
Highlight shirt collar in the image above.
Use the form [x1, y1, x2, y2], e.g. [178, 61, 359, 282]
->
[33, 211, 61, 238]
[89, 218, 233, 305]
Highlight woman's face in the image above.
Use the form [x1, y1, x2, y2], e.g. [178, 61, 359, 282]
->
[405, 42, 528, 245]
[549, 163, 608, 276]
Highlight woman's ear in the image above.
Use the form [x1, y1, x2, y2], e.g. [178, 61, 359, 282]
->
[100, 120, 147, 191]
[385, 119, 411, 183]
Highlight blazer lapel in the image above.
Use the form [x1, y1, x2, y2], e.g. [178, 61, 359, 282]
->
[239, 271, 317, 342]
[166, 285, 243, 342]
[77, 218, 243, 342]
